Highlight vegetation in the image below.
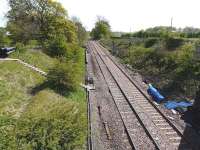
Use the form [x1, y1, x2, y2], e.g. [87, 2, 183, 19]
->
[100, 30, 200, 100]
[47, 36, 69, 57]
[0, 0, 88, 149]
[0, 27, 11, 47]
[0, 60, 45, 149]
[3, 0, 200, 147]
[10, 48, 57, 72]
[6, 0, 87, 92]
[72, 17, 88, 46]
[7, 0, 76, 43]
[0, 48, 87, 149]
[16, 90, 86, 150]
[91, 17, 111, 40]
[122, 26, 200, 38]
[47, 47, 84, 93]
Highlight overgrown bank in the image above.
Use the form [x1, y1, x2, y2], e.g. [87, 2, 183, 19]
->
[0, 48, 87, 149]
[0, 0, 88, 149]
[100, 37, 200, 100]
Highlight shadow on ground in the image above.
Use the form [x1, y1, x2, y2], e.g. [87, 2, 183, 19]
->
[30, 81, 71, 97]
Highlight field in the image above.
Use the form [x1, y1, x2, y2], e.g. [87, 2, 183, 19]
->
[0, 49, 87, 149]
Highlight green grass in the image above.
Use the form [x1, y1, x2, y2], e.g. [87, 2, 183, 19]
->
[10, 49, 57, 72]
[16, 90, 87, 150]
[0, 61, 45, 149]
[0, 61, 45, 116]
[0, 49, 87, 149]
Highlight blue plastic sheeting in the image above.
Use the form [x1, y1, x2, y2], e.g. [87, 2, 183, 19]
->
[164, 101, 192, 109]
[147, 84, 165, 102]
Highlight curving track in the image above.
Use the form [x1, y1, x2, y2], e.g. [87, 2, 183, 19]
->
[87, 41, 193, 150]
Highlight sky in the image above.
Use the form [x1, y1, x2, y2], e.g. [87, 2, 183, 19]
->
[0, 0, 8, 27]
[1, 0, 200, 32]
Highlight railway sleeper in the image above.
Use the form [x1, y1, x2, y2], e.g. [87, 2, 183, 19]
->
[92, 42, 189, 150]
[165, 131, 177, 135]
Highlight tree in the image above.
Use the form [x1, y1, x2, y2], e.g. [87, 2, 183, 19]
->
[0, 27, 11, 47]
[47, 35, 68, 57]
[91, 17, 111, 40]
[47, 62, 81, 91]
[7, 0, 77, 44]
[72, 17, 88, 46]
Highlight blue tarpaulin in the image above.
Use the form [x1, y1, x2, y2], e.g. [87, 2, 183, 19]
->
[164, 101, 192, 109]
[147, 84, 165, 102]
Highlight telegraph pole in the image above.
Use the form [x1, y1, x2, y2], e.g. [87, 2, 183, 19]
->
[171, 17, 173, 31]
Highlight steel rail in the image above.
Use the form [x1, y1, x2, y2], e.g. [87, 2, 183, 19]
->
[90, 41, 193, 150]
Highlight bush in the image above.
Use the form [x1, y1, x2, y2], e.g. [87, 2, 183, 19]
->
[144, 38, 158, 48]
[164, 37, 184, 50]
[129, 46, 154, 68]
[15, 42, 26, 53]
[27, 40, 38, 49]
[0, 28, 11, 48]
[47, 62, 81, 92]
[15, 90, 87, 149]
[47, 36, 68, 57]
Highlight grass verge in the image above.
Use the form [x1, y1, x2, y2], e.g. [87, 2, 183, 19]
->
[0, 49, 87, 149]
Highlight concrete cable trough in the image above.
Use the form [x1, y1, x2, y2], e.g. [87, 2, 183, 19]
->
[0, 58, 47, 76]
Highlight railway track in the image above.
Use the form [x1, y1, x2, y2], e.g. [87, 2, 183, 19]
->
[87, 43, 133, 150]
[87, 41, 193, 150]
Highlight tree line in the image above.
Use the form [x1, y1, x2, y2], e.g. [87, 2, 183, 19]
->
[122, 26, 200, 38]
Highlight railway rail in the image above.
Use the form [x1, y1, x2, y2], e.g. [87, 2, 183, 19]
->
[87, 41, 194, 150]
[87, 43, 133, 150]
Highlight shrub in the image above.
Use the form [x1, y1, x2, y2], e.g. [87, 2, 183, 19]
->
[15, 42, 26, 53]
[27, 40, 38, 49]
[0, 28, 11, 48]
[47, 36, 68, 57]
[15, 90, 87, 149]
[47, 62, 81, 92]
[144, 38, 158, 48]
[174, 43, 196, 79]
[129, 46, 154, 69]
[164, 37, 184, 50]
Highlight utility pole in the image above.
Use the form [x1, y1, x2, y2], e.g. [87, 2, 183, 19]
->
[112, 40, 115, 55]
[171, 17, 173, 31]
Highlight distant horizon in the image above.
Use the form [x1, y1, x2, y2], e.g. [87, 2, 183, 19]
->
[1, 0, 200, 32]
